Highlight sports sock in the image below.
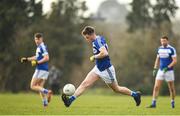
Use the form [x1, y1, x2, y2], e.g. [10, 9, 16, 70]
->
[41, 88, 49, 94]
[152, 99, 156, 106]
[69, 95, 76, 102]
[131, 91, 137, 97]
[43, 98, 48, 105]
[171, 100, 175, 105]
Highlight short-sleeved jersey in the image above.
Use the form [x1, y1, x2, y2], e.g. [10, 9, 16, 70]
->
[157, 45, 176, 71]
[35, 42, 49, 71]
[92, 35, 111, 71]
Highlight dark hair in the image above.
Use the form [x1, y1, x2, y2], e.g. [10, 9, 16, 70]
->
[34, 33, 43, 39]
[81, 26, 95, 35]
[161, 36, 169, 40]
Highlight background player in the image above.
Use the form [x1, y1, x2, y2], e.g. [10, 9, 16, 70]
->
[62, 26, 141, 107]
[148, 36, 177, 108]
[21, 33, 52, 108]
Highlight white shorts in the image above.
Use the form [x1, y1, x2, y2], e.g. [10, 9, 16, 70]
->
[32, 69, 49, 80]
[156, 69, 175, 82]
[91, 65, 117, 84]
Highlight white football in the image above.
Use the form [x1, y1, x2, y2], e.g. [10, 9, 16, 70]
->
[63, 84, 76, 96]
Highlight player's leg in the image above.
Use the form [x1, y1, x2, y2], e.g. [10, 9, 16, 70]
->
[147, 69, 163, 108]
[74, 71, 99, 97]
[107, 82, 133, 95]
[100, 66, 141, 106]
[107, 81, 141, 106]
[39, 79, 52, 102]
[38, 79, 48, 107]
[61, 69, 100, 107]
[165, 70, 175, 108]
[30, 70, 50, 94]
[30, 78, 44, 92]
[148, 79, 163, 108]
[167, 81, 176, 108]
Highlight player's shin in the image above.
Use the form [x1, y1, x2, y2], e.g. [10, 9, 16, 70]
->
[39, 92, 48, 107]
[43, 97, 48, 107]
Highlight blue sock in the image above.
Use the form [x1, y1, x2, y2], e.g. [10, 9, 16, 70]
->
[43, 98, 48, 106]
[41, 88, 48, 94]
[69, 96, 76, 102]
[131, 91, 137, 97]
[171, 100, 175, 107]
[152, 100, 156, 106]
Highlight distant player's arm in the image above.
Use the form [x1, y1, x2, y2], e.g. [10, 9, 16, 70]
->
[168, 56, 177, 69]
[163, 48, 177, 72]
[153, 55, 160, 77]
[168, 48, 177, 68]
[154, 55, 160, 69]
[20, 56, 36, 63]
[37, 54, 49, 64]
[27, 56, 36, 61]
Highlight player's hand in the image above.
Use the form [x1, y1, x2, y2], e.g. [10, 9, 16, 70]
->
[153, 68, 158, 77]
[31, 60, 38, 66]
[90, 55, 95, 62]
[162, 67, 168, 73]
[20, 57, 28, 63]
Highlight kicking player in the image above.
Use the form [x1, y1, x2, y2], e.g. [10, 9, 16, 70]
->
[21, 33, 52, 107]
[61, 26, 141, 107]
[148, 36, 177, 108]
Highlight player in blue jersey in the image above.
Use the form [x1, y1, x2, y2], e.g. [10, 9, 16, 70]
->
[147, 36, 177, 108]
[20, 33, 52, 108]
[61, 26, 141, 107]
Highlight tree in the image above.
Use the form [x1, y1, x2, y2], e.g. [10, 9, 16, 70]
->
[152, 0, 178, 34]
[0, 0, 43, 92]
[126, 0, 178, 33]
[153, 0, 178, 26]
[42, 0, 88, 83]
[126, 0, 152, 32]
[0, 0, 88, 92]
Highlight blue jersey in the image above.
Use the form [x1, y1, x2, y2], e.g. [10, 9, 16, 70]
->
[92, 35, 111, 71]
[157, 45, 176, 71]
[35, 42, 49, 71]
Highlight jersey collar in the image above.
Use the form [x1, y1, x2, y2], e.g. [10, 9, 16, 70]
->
[161, 44, 170, 48]
[38, 42, 44, 47]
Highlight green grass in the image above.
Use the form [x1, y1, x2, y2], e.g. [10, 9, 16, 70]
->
[0, 93, 180, 115]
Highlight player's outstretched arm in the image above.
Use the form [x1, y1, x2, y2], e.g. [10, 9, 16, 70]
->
[27, 56, 36, 61]
[20, 56, 36, 63]
[90, 46, 108, 62]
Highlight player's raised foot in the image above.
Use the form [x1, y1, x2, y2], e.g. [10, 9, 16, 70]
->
[133, 91, 141, 106]
[146, 104, 156, 108]
[61, 94, 72, 107]
[171, 101, 175, 108]
[47, 90, 53, 103]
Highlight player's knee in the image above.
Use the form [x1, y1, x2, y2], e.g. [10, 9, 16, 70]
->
[30, 83, 35, 90]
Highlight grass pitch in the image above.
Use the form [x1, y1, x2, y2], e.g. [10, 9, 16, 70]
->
[0, 93, 179, 115]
